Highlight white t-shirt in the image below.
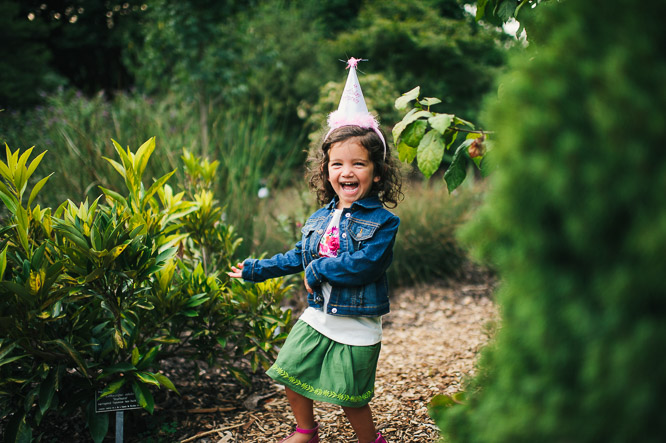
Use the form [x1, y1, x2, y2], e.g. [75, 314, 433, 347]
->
[299, 209, 382, 346]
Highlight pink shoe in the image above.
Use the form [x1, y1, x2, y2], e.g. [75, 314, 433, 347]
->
[279, 422, 320, 443]
[372, 432, 387, 443]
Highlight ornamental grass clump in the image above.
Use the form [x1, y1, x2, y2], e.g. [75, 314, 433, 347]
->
[432, 1, 666, 442]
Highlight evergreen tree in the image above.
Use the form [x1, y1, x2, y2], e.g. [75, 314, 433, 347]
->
[435, 1, 666, 441]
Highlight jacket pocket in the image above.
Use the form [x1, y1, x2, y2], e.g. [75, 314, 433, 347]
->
[348, 219, 379, 242]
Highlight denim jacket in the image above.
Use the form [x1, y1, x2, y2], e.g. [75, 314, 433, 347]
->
[242, 195, 400, 317]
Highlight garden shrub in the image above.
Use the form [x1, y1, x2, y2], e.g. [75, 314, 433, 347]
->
[390, 180, 482, 287]
[431, 1, 666, 442]
[0, 139, 293, 442]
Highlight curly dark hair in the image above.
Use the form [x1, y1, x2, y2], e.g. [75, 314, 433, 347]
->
[307, 126, 403, 208]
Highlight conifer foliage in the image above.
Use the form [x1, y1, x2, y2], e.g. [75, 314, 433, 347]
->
[432, 1, 666, 441]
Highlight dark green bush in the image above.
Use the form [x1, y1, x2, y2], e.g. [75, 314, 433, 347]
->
[432, 1, 666, 442]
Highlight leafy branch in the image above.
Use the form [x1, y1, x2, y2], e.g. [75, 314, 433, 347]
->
[392, 87, 492, 193]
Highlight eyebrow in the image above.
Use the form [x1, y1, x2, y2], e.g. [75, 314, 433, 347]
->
[328, 157, 370, 162]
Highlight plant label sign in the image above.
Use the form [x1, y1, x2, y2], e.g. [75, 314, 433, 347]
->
[95, 390, 141, 413]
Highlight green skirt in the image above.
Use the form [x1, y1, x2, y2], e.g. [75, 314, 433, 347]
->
[266, 320, 381, 408]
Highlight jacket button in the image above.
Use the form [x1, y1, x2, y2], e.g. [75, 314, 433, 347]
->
[341, 233, 347, 238]
[331, 308, 338, 314]
[345, 213, 351, 218]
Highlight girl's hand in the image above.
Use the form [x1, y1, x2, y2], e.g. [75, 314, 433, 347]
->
[227, 262, 244, 279]
[304, 274, 313, 294]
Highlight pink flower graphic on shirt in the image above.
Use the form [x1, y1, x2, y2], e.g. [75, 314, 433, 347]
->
[319, 226, 340, 257]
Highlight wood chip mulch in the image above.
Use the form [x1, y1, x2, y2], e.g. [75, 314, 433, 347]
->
[166, 281, 497, 443]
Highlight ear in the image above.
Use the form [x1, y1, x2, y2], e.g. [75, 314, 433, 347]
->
[373, 175, 381, 183]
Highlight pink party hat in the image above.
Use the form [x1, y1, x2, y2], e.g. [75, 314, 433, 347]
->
[326, 57, 387, 157]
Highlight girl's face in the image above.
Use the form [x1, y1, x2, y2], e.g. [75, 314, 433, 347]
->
[327, 138, 380, 209]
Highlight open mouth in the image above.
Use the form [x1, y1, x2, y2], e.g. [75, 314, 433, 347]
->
[340, 181, 359, 193]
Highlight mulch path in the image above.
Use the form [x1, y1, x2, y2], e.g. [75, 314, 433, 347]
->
[31, 280, 497, 442]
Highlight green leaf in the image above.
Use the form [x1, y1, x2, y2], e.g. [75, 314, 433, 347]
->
[15, 206, 30, 254]
[454, 116, 475, 129]
[185, 293, 210, 308]
[394, 86, 420, 111]
[27, 173, 51, 210]
[0, 189, 18, 215]
[86, 399, 109, 443]
[135, 137, 156, 178]
[429, 114, 455, 134]
[135, 371, 160, 387]
[98, 186, 129, 208]
[48, 339, 88, 377]
[444, 143, 469, 193]
[131, 347, 140, 366]
[392, 110, 433, 143]
[141, 169, 176, 206]
[229, 367, 251, 386]
[99, 362, 136, 377]
[38, 368, 57, 415]
[98, 379, 126, 399]
[476, 0, 489, 20]
[417, 131, 445, 179]
[4, 410, 32, 443]
[401, 120, 428, 148]
[132, 380, 155, 414]
[137, 346, 159, 369]
[496, 0, 517, 21]
[0, 243, 8, 280]
[419, 97, 442, 107]
[152, 373, 180, 395]
[25, 150, 47, 181]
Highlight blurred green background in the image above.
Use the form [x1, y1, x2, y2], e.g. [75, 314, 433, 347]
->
[0, 0, 512, 269]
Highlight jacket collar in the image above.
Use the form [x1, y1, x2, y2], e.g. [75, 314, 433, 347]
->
[325, 195, 383, 210]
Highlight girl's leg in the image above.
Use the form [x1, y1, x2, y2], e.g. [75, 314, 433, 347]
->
[283, 386, 317, 443]
[342, 404, 378, 442]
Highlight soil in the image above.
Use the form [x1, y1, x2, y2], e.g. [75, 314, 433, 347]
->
[32, 280, 497, 442]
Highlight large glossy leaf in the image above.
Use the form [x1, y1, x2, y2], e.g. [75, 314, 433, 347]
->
[152, 372, 179, 395]
[417, 131, 445, 179]
[401, 120, 428, 148]
[38, 368, 57, 415]
[394, 86, 420, 111]
[132, 380, 155, 414]
[86, 399, 109, 443]
[98, 378, 126, 399]
[392, 109, 432, 143]
[429, 114, 454, 134]
[135, 137, 156, 178]
[444, 141, 470, 193]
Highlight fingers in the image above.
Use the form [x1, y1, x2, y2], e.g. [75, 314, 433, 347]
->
[303, 274, 313, 294]
[227, 262, 244, 279]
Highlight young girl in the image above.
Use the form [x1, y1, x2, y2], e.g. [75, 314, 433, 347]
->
[228, 59, 402, 443]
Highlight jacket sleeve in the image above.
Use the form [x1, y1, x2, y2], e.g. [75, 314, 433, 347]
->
[241, 240, 305, 282]
[304, 214, 400, 288]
